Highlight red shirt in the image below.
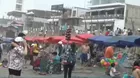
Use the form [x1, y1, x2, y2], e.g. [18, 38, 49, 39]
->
[105, 31, 110, 36]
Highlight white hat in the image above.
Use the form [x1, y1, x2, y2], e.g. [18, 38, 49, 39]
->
[15, 37, 24, 42]
[22, 30, 28, 35]
[58, 41, 63, 44]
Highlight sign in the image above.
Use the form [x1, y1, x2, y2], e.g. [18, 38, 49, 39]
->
[51, 4, 64, 11]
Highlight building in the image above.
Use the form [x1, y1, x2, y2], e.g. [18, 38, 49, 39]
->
[84, 3, 140, 33]
[90, 0, 125, 5]
[90, 0, 140, 6]
[22, 7, 88, 36]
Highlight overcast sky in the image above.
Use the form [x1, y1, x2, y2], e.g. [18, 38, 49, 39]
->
[23, 0, 140, 10]
[24, 0, 88, 11]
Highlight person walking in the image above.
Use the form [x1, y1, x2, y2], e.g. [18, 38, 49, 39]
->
[8, 37, 27, 78]
[61, 43, 76, 78]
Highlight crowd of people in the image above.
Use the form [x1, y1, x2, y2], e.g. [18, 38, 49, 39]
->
[105, 27, 133, 36]
[0, 29, 140, 78]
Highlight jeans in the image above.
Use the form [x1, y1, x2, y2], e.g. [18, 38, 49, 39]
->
[63, 64, 74, 78]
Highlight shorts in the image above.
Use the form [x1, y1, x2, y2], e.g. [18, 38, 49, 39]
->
[33, 53, 38, 56]
[80, 53, 88, 62]
[9, 69, 21, 76]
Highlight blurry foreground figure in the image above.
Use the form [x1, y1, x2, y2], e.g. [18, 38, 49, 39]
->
[8, 37, 27, 78]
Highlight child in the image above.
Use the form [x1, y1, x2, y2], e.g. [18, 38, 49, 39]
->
[109, 63, 120, 78]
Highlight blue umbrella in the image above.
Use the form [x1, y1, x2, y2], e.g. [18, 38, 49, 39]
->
[104, 36, 123, 44]
[134, 36, 140, 46]
[88, 36, 112, 44]
[119, 36, 140, 47]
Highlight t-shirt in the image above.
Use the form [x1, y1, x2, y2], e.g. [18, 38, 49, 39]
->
[110, 67, 116, 77]
[53, 55, 60, 65]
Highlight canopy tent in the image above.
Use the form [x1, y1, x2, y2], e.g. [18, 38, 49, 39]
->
[76, 33, 94, 40]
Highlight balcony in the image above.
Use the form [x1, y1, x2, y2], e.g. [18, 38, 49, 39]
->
[85, 14, 124, 19]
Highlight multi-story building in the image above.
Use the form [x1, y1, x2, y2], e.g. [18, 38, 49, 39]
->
[22, 7, 88, 36]
[85, 0, 140, 32]
[90, 0, 140, 6]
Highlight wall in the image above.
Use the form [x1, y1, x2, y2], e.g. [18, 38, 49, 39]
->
[71, 7, 88, 17]
[114, 19, 125, 31]
[125, 4, 140, 31]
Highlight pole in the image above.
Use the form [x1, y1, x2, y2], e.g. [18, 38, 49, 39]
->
[43, 10, 47, 36]
[90, 14, 93, 33]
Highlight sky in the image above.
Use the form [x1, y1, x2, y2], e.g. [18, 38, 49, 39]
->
[23, 0, 140, 11]
[0, 0, 89, 17]
[24, 0, 89, 11]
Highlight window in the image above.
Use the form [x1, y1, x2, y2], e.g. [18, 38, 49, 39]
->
[73, 11, 76, 17]
[16, 0, 23, 4]
[16, 4, 22, 11]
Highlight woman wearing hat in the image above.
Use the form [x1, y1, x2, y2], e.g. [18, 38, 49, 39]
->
[8, 37, 27, 78]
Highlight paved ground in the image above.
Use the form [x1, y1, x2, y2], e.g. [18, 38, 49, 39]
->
[0, 65, 111, 78]
[0, 52, 111, 78]
[0, 52, 130, 78]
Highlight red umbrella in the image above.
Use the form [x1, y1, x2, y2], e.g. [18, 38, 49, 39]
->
[34, 37, 45, 42]
[25, 36, 33, 42]
[61, 39, 82, 45]
[47, 36, 65, 44]
[76, 33, 94, 40]
[71, 36, 85, 42]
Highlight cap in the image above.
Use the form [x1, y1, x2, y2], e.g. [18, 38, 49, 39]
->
[14, 37, 24, 42]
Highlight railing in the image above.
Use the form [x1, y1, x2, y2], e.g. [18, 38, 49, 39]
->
[84, 14, 124, 19]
